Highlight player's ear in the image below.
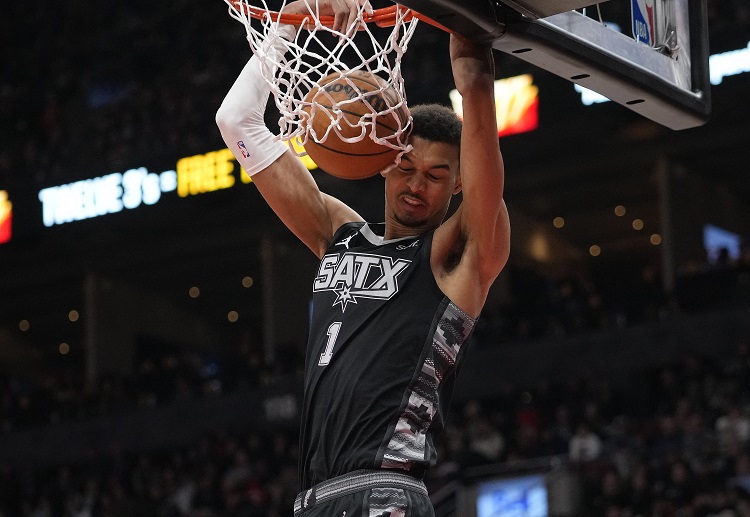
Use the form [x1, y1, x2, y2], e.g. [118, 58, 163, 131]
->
[452, 171, 462, 195]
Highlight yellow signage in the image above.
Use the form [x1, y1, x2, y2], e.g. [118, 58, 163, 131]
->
[177, 148, 236, 197]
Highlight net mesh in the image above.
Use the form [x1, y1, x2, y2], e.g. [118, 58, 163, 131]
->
[224, 0, 419, 155]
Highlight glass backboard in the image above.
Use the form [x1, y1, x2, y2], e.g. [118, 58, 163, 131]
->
[396, 0, 711, 130]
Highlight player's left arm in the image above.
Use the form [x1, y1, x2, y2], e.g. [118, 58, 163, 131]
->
[436, 35, 510, 316]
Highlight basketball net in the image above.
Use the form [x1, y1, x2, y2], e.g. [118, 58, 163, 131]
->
[224, 0, 419, 156]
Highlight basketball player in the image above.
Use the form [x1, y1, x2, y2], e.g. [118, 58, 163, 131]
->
[216, 1, 510, 514]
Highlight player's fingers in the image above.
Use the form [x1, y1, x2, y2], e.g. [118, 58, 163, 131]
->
[334, 0, 356, 36]
[354, 0, 371, 30]
[344, 0, 369, 32]
[325, 0, 364, 35]
[346, 7, 361, 36]
[329, 0, 348, 33]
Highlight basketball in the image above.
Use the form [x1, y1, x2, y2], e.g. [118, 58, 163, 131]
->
[302, 71, 409, 180]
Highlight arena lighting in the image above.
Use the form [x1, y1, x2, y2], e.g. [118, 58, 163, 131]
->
[703, 224, 741, 262]
[176, 148, 246, 197]
[38, 168, 177, 227]
[529, 233, 550, 261]
[576, 41, 750, 105]
[710, 42, 750, 85]
[475, 474, 549, 517]
[35, 145, 324, 227]
[575, 84, 611, 105]
[0, 189, 11, 244]
[449, 74, 539, 137]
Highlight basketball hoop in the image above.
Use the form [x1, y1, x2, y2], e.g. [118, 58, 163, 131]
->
[223, 0, 441, 158]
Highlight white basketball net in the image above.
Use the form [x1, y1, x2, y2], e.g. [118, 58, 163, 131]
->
[224, 0, 419, 155]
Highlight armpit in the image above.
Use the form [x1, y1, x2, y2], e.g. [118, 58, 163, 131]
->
[442, 231, 467, 273]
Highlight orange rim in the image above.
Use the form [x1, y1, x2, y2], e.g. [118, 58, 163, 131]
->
[229, 2, 454, 33]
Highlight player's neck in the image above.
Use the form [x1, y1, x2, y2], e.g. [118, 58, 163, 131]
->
[384, 219, 438, 241]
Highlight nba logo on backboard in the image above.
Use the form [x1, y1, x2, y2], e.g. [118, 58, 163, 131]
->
[631, 0, 656, 46]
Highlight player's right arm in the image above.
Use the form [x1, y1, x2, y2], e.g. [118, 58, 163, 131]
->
[215, 25, 361, 259]
[253, 153, 361, 259]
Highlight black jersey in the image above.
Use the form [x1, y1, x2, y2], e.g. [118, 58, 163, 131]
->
[299, 222, 477, 490]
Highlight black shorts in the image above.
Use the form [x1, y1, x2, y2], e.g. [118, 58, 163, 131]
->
[294, 470, 435, 517]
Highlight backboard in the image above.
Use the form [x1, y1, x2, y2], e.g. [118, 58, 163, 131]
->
[395, 0, 711, 130]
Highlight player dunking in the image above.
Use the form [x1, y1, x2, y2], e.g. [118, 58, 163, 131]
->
[216, 0, 510, 514]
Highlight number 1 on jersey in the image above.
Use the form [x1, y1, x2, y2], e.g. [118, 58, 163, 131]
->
[318, 321, 342, 366]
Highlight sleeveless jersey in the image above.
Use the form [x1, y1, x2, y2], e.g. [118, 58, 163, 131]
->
[298, 222, 477, 490]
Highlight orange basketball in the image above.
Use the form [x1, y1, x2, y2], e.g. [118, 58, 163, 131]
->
[302, 71, 408, 180]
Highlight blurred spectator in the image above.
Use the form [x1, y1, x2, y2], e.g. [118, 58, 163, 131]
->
[715, 403, 750, 452]
[569, 422, 603, 463]
[467, 413, 506, 464]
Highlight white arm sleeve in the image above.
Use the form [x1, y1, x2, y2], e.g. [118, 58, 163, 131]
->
[216, 26, 295, 177]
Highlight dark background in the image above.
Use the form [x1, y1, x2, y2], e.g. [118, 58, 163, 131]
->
[3, 0, 749, 376]
[1, 0, 750, 515]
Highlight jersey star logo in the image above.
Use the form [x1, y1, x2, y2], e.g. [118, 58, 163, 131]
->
[333, 285, 358, 312]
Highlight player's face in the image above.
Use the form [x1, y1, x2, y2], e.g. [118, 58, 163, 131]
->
[381, 136, 461, 235]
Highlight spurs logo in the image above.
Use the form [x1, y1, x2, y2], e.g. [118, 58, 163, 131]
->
[313, 252, 411, 312]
